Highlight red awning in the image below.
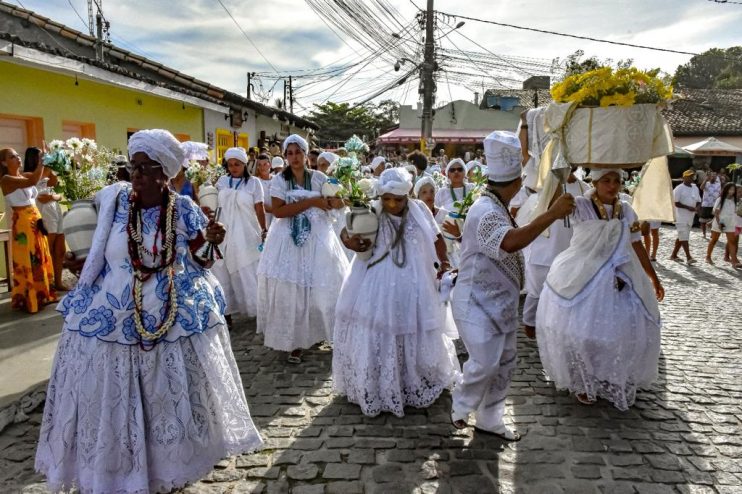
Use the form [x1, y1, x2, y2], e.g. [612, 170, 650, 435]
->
[376, 128, 491, 144]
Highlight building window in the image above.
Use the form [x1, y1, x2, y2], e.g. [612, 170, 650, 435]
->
[237, 132, 249, 150]
[215, 128, 233, 164]
[0, 114, 44, 149]
[62, 121, 96, 140]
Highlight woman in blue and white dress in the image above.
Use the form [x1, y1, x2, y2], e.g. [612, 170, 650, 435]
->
[211, 147, 267, 319]
[35, 130, 262, 494]
[257, 134, 349, 363]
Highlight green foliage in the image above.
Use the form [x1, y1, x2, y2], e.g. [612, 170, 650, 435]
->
[673, 47, 742, 89]
[552, 50, 635, 81]
[307, 100, 400, 148]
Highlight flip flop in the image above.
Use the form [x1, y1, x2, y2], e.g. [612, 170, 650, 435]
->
[473, 426, 521, 442]
[575, 393, 596, 406]
[287, 351, 302, 364]
[451, 418, 468, 430]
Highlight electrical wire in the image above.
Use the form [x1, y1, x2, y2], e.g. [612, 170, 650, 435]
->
[437, 9, 742, 61]
[214, 0, 279, 72]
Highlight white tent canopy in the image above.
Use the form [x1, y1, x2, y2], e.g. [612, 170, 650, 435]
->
[682, 137, 742, 156]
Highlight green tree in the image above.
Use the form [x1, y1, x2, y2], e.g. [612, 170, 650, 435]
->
[674, 47, 742, 89]
[551, 50, 633, 80]
[307, 100, 400, 148]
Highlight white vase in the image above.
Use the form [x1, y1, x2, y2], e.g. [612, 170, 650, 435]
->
[198, 184, 219, 211]
[345, 205, 379, 261]
[442, 211, 464, 241]
[62, 199, 98, 258]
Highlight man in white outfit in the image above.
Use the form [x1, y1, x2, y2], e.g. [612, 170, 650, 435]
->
[450, 131, 574, 441]
[522, 168, 588, 339]
[670, 169, 701, 264]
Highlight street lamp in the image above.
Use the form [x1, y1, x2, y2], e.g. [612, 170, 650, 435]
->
[437, 21, 465, 41]
[393, 57, 417, 72]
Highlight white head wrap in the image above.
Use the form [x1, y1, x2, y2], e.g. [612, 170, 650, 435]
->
[282, 134, 308, 154]
[128, 129, 186, 179]
[271, 156, 285, 169]
[371, 156, 386, 170]
[181, 141, 209, 161]
[413, 176, 436, 198]
[404, 164, 418, 177]
[428, 164, 442, 174]
[318, 151, 338, 166]
[483, 130, 522, 182]
[224, 147, 248, 164]
[445, 158, 466, 174]
[378, 167, 413, 196]
[466, 160, 483, 173]
[589, 168, 622, 182]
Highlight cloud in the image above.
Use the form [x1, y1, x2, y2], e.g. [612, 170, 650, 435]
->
[14, 0, 742, 110]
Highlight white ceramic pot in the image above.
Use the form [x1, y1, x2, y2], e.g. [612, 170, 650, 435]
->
[345, 205, 379, 261]
[553, 103, 673, 168]
[441, 211, 465, 241]
[198, 184, 219, 211]
[62, 199, 98, 258]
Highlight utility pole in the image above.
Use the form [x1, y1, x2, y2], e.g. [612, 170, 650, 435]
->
[247, 72, 255, 100]
[95, 10, 104, 61]
[289, 76, 294, 114]
[283, 79, 287, 110]
[420, 0, 436, 151]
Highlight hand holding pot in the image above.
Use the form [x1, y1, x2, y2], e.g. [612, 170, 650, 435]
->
[548, 193, 575, 220]
[342, 232, 371, 252]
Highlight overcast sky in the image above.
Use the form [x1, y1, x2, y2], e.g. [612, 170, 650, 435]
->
[13, 0, 742, 113]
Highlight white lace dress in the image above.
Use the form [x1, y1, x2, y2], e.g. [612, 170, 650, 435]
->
[257, 171, 349, 351]
[211, 176, 264, 317]
[35, 187, 263, 494]
[332, 199, 460, 417]
[536, 195, 661, 411]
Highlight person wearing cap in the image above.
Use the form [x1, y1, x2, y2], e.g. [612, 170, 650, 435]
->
[257, 134, 349, 364]
[36, 129, 263, 493]
[536, 168, 664, 410]
[450, 130, 575, 441]
[211, 147, 268, 323]
[670, 169, 701, 263]
[317, 151, 339, 174]
[271, 156, 285, 175]
[370, 156, 386, 177]
[333, 167, 459, 417]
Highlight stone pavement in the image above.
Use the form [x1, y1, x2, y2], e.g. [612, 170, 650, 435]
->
[1, 227, 741, 494]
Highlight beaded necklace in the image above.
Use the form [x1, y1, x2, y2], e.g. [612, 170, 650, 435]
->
[449, 184, 467, 203]
[229, 176, 245, 189]
[590, 194, 622, 221]
[126, 190, 179, 346]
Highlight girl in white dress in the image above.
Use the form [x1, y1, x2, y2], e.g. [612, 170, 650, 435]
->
[257, 135, 349, 363]
[211, 147, 267, 320]
[254, 152, 274, 227]
[537, 169, 665, 410]
[333, 168, 460, 417]
[705, 182, 739, 268]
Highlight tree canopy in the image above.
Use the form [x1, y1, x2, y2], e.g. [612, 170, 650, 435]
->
[673, 47, 742, 89]
[307, 100, 399, 148]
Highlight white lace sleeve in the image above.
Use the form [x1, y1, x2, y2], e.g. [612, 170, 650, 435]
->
[476, 210, 512, 261]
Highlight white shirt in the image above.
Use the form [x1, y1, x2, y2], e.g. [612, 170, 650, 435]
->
[714, 196, 736, 228]
[701, 180, 721, 208]
[435, 184, 470, 212]
[673, 183, 701, 225]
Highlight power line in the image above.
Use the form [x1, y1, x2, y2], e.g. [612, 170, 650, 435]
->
[214, 0, 279, 73]
[437, 9, 742, 60]
[65, 0, 88, 29]
[708, 0, 742, 4]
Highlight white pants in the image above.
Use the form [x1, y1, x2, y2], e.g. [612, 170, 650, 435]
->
[451, 323, 517, 431]
[523, 264, 550, 327]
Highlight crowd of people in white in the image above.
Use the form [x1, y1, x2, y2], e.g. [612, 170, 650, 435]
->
[32, 114, 741, 492]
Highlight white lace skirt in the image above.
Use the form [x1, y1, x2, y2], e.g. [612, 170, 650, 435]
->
[35, 326, 263, 494]
[536, 265, 661, 411]
[212, 260, 259, 317]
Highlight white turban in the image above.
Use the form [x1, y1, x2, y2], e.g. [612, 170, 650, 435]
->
[413, 176, 436, 198]
[282, 134, 308, 154]
[181, 141, 209, 161]
[128, 129, 186, 179]
[271, 157, 285, 169]
[378, 167, 413, 196]
[446, 158, 466, 174]
[466, 160, 483, 173]
[484, 130, 522, 182]
[318, 151, 338, 165]
[224, 147, 248, 164]
[589, 168, 622, 182]
[371, 156, 386, 170]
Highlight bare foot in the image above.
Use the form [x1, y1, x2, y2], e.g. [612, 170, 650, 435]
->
[705, 257, 714, 265]
[575, 393, 595, 405]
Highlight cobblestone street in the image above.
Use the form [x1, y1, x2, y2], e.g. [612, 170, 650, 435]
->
[1, 228, 741, 494]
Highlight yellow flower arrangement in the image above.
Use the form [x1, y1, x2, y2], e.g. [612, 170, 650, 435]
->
[551, 66, 673, 108]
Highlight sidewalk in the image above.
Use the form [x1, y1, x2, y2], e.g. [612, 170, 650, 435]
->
[0, 293, 61, 428]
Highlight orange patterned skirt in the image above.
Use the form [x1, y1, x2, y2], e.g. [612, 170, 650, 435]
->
[11, 206, 57, 313]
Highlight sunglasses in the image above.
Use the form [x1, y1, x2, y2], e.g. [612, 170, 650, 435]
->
[449, 167, 465, 173]
[127, 163, 163, 175]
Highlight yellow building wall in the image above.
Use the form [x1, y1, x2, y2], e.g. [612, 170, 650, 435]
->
[0, 61, 205, 282]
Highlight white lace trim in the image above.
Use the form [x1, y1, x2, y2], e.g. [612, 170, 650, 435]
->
[476, 206, 524, 288]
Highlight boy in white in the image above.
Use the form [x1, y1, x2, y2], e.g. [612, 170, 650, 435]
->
[450, 130, 574, 441]
[670, 170, 701, 264]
